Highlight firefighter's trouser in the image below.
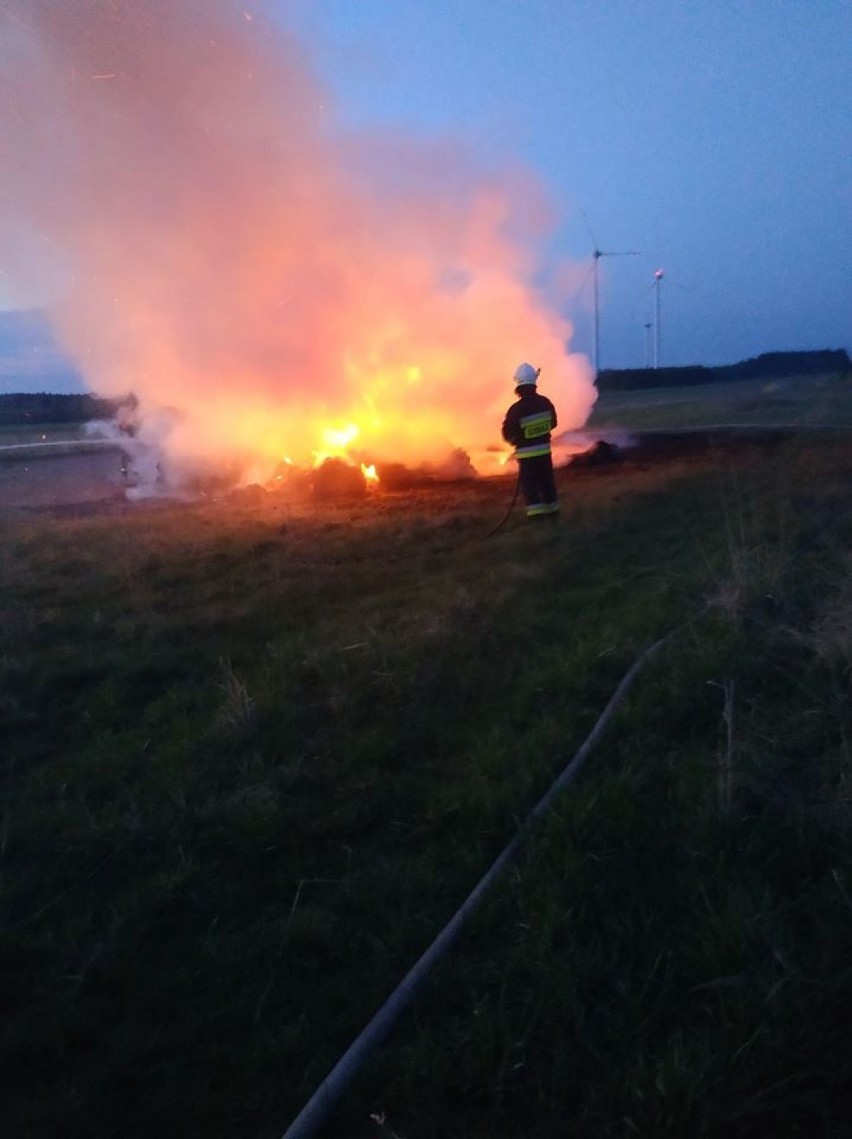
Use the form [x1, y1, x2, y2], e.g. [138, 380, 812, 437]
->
[518, 453, 558, 519]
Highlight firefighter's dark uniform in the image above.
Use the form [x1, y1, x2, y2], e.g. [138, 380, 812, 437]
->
[501, 388, 559, 518]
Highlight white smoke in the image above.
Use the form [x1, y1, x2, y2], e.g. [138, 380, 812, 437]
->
[0, 0, 595, 488]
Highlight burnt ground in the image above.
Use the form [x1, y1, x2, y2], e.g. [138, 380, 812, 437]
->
[567, 426, 797, 469]
[0, 428, 801, 518]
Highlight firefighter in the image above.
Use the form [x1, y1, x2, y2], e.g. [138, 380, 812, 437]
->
[501, 362, 559, 520]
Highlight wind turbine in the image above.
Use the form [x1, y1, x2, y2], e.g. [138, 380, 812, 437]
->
[653, 268, 664, 368]
[583, 213, 641, 376]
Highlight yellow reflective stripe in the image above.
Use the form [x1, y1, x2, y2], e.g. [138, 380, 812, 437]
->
[520, 412, 553, 439]
[527, 502, 559, 517]
[516, 443, 552, 458]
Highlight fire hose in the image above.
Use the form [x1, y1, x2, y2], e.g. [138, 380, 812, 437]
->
[279, 628, 676, 1139]
[480, 464, 522, 540]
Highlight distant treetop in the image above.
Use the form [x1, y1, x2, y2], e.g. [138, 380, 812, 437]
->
[597, 349, 851, 392]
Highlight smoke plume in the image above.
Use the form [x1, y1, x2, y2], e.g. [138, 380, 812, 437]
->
[0, 0, 594, 483]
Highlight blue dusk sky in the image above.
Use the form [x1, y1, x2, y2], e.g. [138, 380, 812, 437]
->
[284, 0, 851, 370]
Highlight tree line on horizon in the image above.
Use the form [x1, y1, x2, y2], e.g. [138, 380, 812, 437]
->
[0, 391, 125, 427]
[597, 348, 851, 392]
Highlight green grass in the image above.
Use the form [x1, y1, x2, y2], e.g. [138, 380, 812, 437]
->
[0, 422, 89, 445]
[588, 372, 852, 431]
[3, 439, 852, 1137]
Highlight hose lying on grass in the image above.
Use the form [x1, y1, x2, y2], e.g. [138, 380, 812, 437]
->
[281, 629, 675, 1139]
[479, 465, 522, 540]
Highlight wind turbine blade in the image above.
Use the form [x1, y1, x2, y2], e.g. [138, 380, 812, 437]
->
[580, 208, 599, 253]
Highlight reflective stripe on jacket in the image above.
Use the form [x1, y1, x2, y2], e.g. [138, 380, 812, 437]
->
[501, 391, 558, 458]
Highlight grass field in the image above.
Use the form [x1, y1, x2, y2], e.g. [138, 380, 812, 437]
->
[4, 425, 852, 1137]
[0, 422, 90, 446]
[588, 372, 852, 431]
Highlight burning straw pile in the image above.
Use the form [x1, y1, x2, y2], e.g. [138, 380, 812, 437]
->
[0, 0, 595, 496]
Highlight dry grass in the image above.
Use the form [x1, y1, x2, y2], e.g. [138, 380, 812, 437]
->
[3, 437, 852, 1138]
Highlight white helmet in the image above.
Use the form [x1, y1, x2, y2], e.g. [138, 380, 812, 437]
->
[513, 362, 540, 387]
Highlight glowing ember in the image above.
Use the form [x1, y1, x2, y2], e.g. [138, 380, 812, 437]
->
[0, 0, 596, 491]
[361, 463, 379, 484]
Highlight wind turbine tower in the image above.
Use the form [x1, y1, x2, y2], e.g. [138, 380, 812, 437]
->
[653, 269, 664, 369]
[584, 215, 640, 376]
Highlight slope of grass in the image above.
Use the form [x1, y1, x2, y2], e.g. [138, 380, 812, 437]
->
[2, 439, 852, 1137]
[588, 372, 852, 431]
